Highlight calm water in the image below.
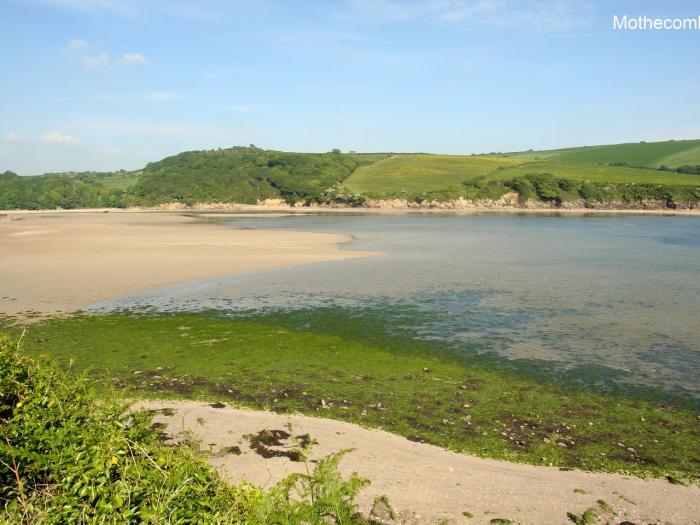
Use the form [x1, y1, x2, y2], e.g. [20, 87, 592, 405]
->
[89, 214, 700, 403]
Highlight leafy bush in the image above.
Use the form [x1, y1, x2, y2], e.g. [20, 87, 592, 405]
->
[0, 333, 369, 524]
[133, 147, 363, 205]
[0, 171, 126, 210]
[323, 185, 366, 207]
[504, 177, 534, 203]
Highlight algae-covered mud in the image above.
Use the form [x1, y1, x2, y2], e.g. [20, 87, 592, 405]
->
[17, 313, 700, 481]
[89, 214, 700, 405]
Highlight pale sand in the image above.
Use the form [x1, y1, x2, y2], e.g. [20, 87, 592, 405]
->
[141, 400, 700, 525]
[0, 210, 377, 315]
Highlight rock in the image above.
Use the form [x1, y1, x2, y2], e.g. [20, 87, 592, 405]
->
[369, 495, 397, 525]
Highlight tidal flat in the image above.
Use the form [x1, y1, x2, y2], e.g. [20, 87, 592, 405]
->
[13, 312, 699, 482]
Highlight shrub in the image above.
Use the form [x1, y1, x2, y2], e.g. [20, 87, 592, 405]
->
[0, 333, 369, 524]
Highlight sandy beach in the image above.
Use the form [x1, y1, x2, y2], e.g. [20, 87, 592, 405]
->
[0, 210, 377, 316]
[142, 400, 700, 525]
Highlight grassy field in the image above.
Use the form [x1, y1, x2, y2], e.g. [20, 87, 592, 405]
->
[343, 154, 520, 196]
[506, 139, 700, 168]
[489, 161, 700, 185]
[10, 312, 699, 482]
[342, 153, 700, 200]
[97, 171, 141, 190]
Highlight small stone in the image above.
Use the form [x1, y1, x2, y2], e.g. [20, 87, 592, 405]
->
[369, 496, 397, 525]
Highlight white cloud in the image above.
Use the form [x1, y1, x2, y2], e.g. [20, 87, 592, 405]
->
[344, 0, 593, 31]
[68, 38, 88, 50]
[224, 104, 269, 113]
[82, 52, 109, 67]
[40, 131, 82, 145]
[4, 132, 23, 142]
[118, 52, 147, 65]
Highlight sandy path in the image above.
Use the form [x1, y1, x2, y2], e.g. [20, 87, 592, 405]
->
[140, 400, 700, 525]
[0, 210, 376, 316]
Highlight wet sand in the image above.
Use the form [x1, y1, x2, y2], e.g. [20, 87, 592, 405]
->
[0, 210, 377, 316]
[142, 400, 700, 525]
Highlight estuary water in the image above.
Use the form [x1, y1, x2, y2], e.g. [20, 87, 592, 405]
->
[89, 213, 700, 403]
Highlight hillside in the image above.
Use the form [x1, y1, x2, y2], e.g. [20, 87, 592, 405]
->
[0, 148, 369, 210]
[504, 139, 700, 168]
[1, 140, 699, 210]
[342, 141, 700, 207]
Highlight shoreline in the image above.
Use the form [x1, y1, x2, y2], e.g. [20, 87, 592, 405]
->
[0, 211, 378, 316]
[2, 203, 700, 216]
[141, 399, 700, 525]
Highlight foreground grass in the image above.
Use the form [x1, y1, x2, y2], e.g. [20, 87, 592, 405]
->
[12, 313, 700, 483]
[0, 333, 370, 524]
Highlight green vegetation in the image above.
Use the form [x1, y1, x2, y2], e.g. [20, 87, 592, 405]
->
[506, 139, 700, 168]
[0, 332, 372, 524]
[0, 171, 125, 210]
[131, 147, 365, 206]
[343, 154, 521, 196]
[566, 507, 597, 525]
[0, 147, 370, 210]
[343, 155, 700, 207]
[2, 140, 699, 210]
[8, 313, 699, 482]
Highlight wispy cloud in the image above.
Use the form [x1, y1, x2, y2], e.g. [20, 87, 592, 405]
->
[68, 38, 88, 50]
[224, 104, 269, 113]
[344, 0, 594, 31]
[4, 132, 24, 142]
[40, 131, 82, 145]
[82, 52, 109, 67]
[118, 52, 147, 65]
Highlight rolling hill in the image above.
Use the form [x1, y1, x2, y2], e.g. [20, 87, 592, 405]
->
[504, 139, 700, 168]
[1, 140, 699, 210]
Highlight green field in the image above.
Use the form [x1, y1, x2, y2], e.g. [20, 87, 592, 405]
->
[490, 160, 699, 185]
[506, 139, 700, 168]
[96, 171, 141, 190]
[9, 312, 699, 481]
[343, 153, 700, 200]
[344, 154, 521, 196]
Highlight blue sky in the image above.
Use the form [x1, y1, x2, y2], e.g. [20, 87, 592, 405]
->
[1, 0, 699, 174]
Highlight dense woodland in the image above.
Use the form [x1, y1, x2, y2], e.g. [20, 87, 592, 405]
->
[0, 147, 366, 210]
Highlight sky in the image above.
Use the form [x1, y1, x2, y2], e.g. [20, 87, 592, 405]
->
[1, 0, 700, 174]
